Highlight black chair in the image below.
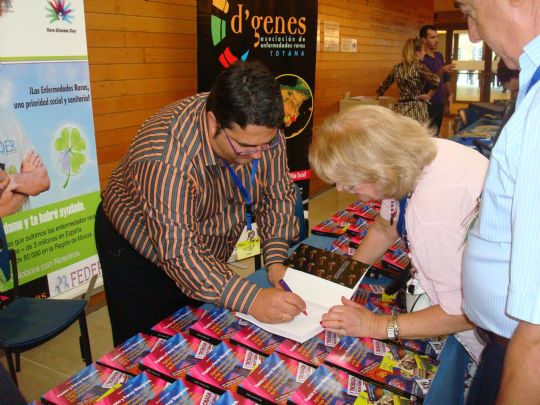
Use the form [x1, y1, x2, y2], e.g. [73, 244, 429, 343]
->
[0, 220, 93, 386]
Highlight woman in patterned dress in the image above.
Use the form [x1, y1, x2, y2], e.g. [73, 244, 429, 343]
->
[377, 38, 440, 125]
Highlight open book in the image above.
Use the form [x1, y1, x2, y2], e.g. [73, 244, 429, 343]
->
[236, 244, 370, 343]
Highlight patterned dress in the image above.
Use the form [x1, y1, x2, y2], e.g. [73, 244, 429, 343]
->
[377, 62, 440, 125]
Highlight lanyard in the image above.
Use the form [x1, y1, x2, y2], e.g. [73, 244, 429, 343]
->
[526, 65, 540, 95]
[396, 195, 410, 249]
[223, 159, 259, 230]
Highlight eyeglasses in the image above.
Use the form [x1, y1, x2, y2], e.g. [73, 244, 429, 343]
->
[343, 185, 355, 193]
[221, 127, 282, 156]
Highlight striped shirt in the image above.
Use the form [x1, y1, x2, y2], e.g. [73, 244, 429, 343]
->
[464, 35, 540, 338]
[102, 93, 299, 313]
[377, 61, 439, 124]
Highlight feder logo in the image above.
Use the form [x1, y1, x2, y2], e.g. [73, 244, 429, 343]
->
[210, 0, 307, 68]
[46, 0, 74, 24]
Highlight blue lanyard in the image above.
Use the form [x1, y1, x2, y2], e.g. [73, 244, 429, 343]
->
[526, 65, 540, 95]
[396, 195, 410, 249]
[223, 159, 259, 230]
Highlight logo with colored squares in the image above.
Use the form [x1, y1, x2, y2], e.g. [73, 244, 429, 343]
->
[46, 0, 74, 24]
[211, 0, 250, 68]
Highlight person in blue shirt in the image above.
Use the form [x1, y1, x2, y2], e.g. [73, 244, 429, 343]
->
[455, 0, 540, 404]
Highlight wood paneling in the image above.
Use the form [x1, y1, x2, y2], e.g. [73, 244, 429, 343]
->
[86, 0, 434, 195]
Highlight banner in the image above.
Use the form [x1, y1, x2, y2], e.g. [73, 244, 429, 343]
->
[0, 0, 101, 298]
[196, 0, 318, 202]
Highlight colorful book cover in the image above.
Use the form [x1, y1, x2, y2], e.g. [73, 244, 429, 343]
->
[230, 323, 284, 356]
[352, 284, 404, 316]
[345, 218, 370, 238]
[94, 371, 169, 404]
[311, 218, 350, 237]
[287, 364, 360, 404]
[392, 337, 447, 360]
[328, 235, 357, 257]
[238, 352, 315, 404]
[330, 209, 358, 224]
[97, 333, 163, 375]
[276, 330, 339, 367]
[324, 336, 438, 402]
[346, 202, 379, 221]
[41, 363, 131, 405]
[146, 378, 221, 405]
[187, 341, 263, 395]
[152, 306, 206, 339]
[382, 248, 410, 271]
[215, 390, 257, 405]
[140, 332, 216, 381]
[346, 200, 381, 212]
[189, 308, 246, 345]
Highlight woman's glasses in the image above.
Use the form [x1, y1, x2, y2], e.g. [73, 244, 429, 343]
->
[222, 127, 282, 156]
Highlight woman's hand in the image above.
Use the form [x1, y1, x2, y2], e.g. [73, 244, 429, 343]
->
[321, 296, 386, 339]
[417, 94, 431, 102]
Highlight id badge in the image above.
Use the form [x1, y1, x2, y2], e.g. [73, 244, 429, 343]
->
[228, 224, 261, 262]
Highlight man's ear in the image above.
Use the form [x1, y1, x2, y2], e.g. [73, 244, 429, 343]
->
[207, 111, 219, 137]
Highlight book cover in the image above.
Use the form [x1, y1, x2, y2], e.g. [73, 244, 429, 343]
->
[146, 378, 221, 405]
[287, 364, 360, 404]
[230, 323, 284, 356]
[324, 336, 438, 402]
[352, 284, 404, 316]
[311, 218, 350, 237]
[345, 218, 370, 238]
[152, 306, 206, 339]
[215, 391, 257, 405]
[382, 248, 410, 272]
[237, 245, 370, 343]
[276, 330, 339, 367]
[94, 371, 169, 404]
[189, 307, 246, 345]
[41, 363, 131, 405]
[97, 333, 163, 376]
[186, 341, 263, 395]
[346, 200, 381, 212]
[140, 332, 216, 381]
[330, 209, 358, 224]
[238, 352, 315, 404]
[346, 202, 379, 221]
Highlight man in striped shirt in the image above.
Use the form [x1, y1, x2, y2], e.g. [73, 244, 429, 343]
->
[95, 61, 306, 345]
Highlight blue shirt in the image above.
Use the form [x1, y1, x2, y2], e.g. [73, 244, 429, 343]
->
[463, 35, 540, 338]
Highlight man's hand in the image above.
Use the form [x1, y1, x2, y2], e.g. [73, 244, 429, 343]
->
[440, 63, 455, 74]
[267, 262, 287, 288]
[248, 287, 307, 323]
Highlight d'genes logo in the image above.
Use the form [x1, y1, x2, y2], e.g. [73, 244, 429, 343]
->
[210, 0, 249, 68]
[46, 0, 74, 24]
[209, 0, 307, 68]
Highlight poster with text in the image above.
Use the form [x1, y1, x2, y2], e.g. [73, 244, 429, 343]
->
[0, 0, 100, 298]
[197, 0, 317, 204]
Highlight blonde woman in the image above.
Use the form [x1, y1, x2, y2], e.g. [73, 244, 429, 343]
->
[309, 105, 488, 362]
[377, 38, 439, 125]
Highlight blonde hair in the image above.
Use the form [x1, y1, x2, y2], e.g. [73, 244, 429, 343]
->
[402, 37, 424, 65]
[309, 105, 437, 199]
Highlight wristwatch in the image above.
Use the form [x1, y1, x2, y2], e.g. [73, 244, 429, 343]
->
[386, 314, 400, 341]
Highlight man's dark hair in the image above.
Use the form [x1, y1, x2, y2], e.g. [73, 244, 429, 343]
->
[206, 61, 284, 130]
[419, 24, 437, 39]
[497, 59, 519, 85]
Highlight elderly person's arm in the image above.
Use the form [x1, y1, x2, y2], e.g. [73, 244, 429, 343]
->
[353, 210, 398, 265]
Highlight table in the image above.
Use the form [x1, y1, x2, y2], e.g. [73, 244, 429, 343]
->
[452, 116, 502, 157]
[244, 234, 469, 405]
[469, 101, 505, 117]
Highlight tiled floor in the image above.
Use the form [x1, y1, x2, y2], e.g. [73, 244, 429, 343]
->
[1, 185, 357, 403]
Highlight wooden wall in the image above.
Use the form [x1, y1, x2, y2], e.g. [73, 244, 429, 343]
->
[85, 0, 434, 194]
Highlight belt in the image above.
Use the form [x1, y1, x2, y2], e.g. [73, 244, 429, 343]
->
[477, 327, 510, 348]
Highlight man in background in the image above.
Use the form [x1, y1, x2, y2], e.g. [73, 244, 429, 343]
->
[420, 24, 455, 136]
[456, 0, 540, 404]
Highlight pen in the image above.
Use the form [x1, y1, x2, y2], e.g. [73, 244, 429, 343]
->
[278, 279, 308, 316]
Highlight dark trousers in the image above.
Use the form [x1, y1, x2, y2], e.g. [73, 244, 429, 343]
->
[0, 363, 26, 405]
[428, 102, 445, 136]
[465, 337, 507, 405]
[94, 202, 202, 346]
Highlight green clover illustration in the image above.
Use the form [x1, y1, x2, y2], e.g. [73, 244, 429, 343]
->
[54, 127, 87, 189]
